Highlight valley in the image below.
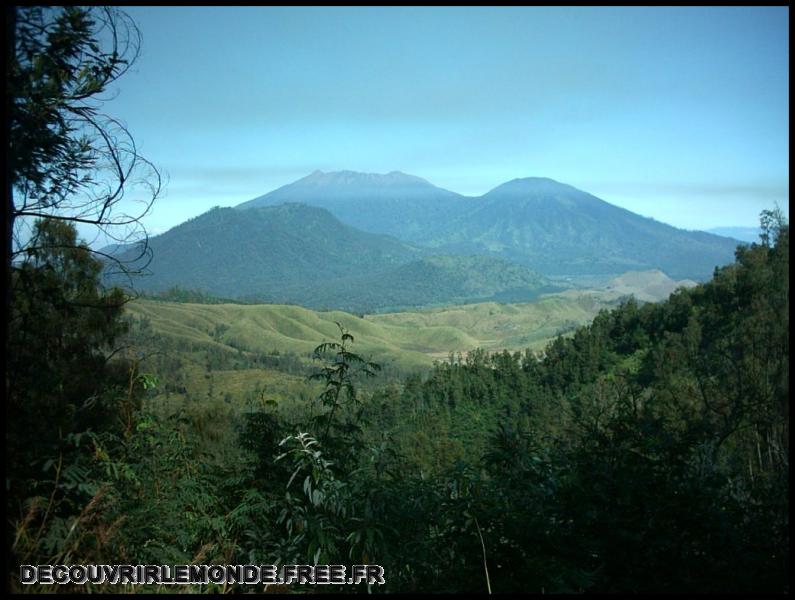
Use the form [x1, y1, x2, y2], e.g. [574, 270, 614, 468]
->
[124, 290, 620, 373]
[122, 266, 697, 421]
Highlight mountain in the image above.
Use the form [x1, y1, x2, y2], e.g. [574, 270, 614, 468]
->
[706, 226, 760, 244]
[238, 173, 740, 280]
[109, 204, 551, 311]
[421, 177, 740, 279]
[110, 203, 420, 299]
[236, 170, 466, 242]
[116, 171, 742, 308]
[274, 255, 557, 313]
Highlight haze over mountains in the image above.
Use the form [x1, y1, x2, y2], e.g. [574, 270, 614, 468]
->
[237, 170, 463, 242]
[238, 171, 739, 279]
[112, 170, 741, 310]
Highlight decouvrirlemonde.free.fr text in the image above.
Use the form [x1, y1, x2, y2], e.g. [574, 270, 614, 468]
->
[21, 564, 385, 586]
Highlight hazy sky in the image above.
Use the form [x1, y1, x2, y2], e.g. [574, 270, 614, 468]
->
[100, 6, 788, 237]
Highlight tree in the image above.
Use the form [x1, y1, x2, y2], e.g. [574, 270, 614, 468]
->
[759, 205, 788, 248]
[6, 5, 162, 296]
[310, 322, 381, 444]
[4, 6, 161, 454]
[6, 7, 161, 577]
[7, 218, 130, 484]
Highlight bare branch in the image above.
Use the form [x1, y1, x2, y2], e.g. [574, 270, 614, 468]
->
[8, 5, 162, 291]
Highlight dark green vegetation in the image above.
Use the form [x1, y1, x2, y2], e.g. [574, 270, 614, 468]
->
[110, 204, 556, 312]
[8, 212, 788, 593]
[7, 5, 160, 282]
[276, 254, 557, 313]
[238, 171, 739, 280]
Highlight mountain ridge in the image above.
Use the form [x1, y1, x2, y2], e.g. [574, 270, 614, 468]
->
[237, 170, 739, 280]
[107, 170, 743, 311]
[108, 203, 552, 311]
[110, 203, 420, 299]
[237, 169, 466, 242]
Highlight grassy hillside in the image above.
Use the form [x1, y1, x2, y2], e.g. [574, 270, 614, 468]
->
[125, 293, 617, 372]
[368, 295, 608, 360]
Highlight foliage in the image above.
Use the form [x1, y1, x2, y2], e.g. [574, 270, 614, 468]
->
[310, 322, 381, 443]
[7, 212, 788, 593]
[8, 219, 129, 487]
[8, 5, 161, 277]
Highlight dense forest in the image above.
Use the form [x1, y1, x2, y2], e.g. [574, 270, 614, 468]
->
[7, 212, 788, 592]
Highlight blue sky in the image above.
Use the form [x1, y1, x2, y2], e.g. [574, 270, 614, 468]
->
[101, 6, 788, 237]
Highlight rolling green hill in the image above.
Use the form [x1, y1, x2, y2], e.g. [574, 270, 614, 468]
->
[124, 293, 617, 372]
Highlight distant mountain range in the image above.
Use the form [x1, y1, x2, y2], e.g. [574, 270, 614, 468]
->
[237, 171, 739, 280]
[108, 170, 743, 311]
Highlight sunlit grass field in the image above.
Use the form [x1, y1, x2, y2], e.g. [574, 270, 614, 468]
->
[126, 292, 616, 372]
